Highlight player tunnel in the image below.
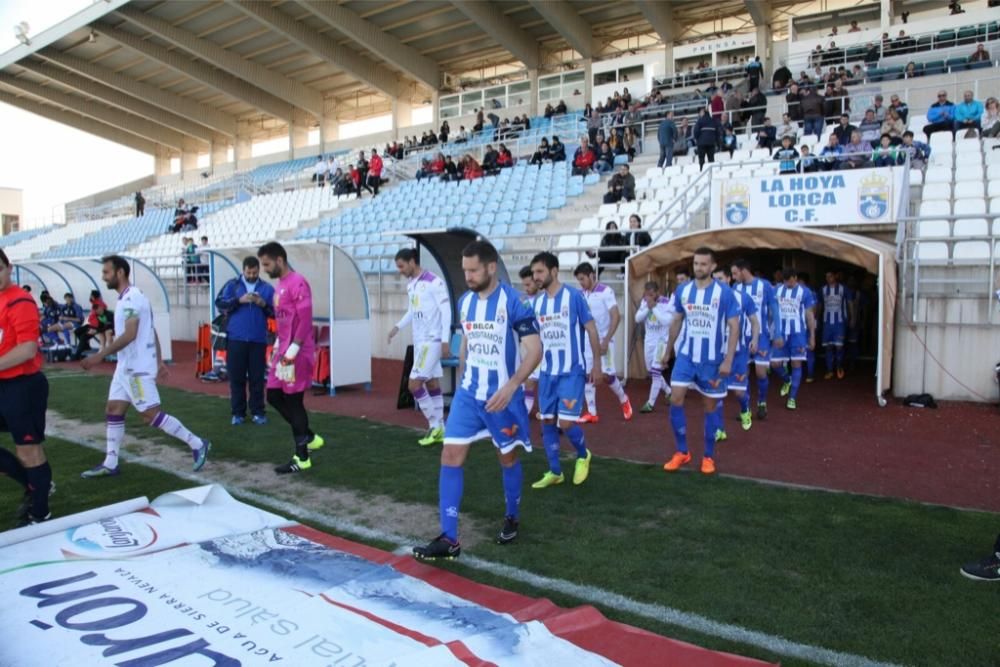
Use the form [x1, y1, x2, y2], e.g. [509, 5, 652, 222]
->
[625, 227, 897, 406]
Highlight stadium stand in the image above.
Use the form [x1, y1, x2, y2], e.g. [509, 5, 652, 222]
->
[5, 216, 123, 261]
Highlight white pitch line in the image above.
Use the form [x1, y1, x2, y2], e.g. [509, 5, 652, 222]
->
[51, 429, 905, 667]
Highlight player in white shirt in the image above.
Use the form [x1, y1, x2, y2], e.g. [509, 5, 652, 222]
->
[573, 263, 633, 422]
[634, 281, 674, 412]
[518, 265, 541, 414]
[388, 249, 452, 446]
[80, 255, 210, 478]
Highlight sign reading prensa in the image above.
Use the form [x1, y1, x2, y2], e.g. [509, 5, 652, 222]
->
[711, 167, 909, 228]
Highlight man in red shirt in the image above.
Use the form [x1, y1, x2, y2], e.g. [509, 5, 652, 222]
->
[572, 138, 597, 176]
[367, 148, 383, 197]
[0, 247, 53, 526]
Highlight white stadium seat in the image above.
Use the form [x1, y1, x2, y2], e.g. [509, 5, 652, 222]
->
[954, 165, 984, 182]
[915, 242, 949, 261]
[952, 241, 990, 260]
[919, 200, 951, 217]
[990, 197, 1000, 214]
[923, 168, 952, 184]
[598, 203, 618, 217]
[908, 169, 923, 185]
[921, 183, 952, 201]
[954, 181, 985, 199]
[988, 180, 1000, 199]
[576, 216, 600, 232]
[953, 218, 988, 236]
[954, 198, 987, 215]
[918, 219, 950, 237]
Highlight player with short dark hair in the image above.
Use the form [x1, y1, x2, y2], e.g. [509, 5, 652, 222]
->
[634, 280, 674, 412]
[770, 268, 817, 410]
[0, 248, 54, 526]
[518, 265, 541, 413]
[712, 268, 759, 440]
[80, 255, 211, 477]
[661, 247, 740, 475]
[257, 242, 324, 473]
[412, 240, 540, 560]
[732, 258, 782, 419]
[821, 271, 854, 379]
[529, 252, 603, 489]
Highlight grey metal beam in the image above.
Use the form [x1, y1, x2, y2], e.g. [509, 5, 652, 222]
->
[744, 0, 771, 26]
[0, 89, 156, 154]
[448, 1, 539, 69]
[39, 48, 236, 137]
[635, 1, 676, 43]
[0, 73, 187, 149]
[527, 0, 597, 59]
[228, 1, 403, 98]
[91, 21, 294, 122]
[17, 59, 213, 144]
[295, 0, 439, 89]
[114, 5, 325, 117]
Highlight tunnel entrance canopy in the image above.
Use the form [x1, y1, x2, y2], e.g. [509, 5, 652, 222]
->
[15, 257, 173, 362]
[626, 227, 897, 403]
[205, 242, 371, 393]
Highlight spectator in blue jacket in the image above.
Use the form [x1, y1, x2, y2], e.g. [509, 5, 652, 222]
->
[54, 292, 84, 349]
[899, 131, 931, 170]
[214, 256, 275, 426]
[954, 90, 985, 137]
[657, 111, 677, 167]
[922, 91, 956, 138]
[819, 134, 844, 171]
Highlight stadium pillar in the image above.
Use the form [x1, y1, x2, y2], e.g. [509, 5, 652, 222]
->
[582, 59, 592, 110]
[181, 150, 199, 178]
[430, 90, 440, 131]
[756, 23, 773, 81]
[880, 0, 893, 30]
[392, 98, 412, 141]
[664, 43, 675, 77]
[289, 121, 310, 159]
[235, 130, 252, 169]
[210, 139, 228, 169]
[154, 145, 171, 177]
[320, 99, 338, 152]
[527, 69, 539, 116]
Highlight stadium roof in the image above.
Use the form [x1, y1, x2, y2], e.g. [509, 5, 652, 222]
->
[0, 0, 804, 158]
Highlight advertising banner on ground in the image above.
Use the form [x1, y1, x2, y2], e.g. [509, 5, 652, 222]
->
[0, 486, 775, 666]
[710, 166, 908, 228]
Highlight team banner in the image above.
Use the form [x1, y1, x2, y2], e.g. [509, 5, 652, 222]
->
[0, 486, 775, 666]
[710, 166, 908, 228]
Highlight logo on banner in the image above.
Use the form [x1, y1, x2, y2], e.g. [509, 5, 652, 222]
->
[66, 515, 159, 554]
[858, 173, 890, 220]
[722, 183, 750, 225]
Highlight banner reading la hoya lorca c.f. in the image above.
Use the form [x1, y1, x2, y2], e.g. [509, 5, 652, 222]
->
[710, 166, 909, 227]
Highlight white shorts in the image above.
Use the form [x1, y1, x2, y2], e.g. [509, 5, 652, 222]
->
[410, 341, 443, 380]
[584, 339, 616, 376]
[643, 341, 668, 372]
[109, 370, 161, 413]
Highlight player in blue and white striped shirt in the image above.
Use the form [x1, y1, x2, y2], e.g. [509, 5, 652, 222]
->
[820, 271, 855, 380]
[712, 268, 759, 440]
[530, 252, 603, 490]
[518, 265, 542, 414]
[661, 247, 740, 475]
[413, 241, 541, 561]
[770, 268, 817, 410]
[732, 259, 782, 420]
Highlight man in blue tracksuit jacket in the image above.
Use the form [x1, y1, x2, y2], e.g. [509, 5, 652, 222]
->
[214, 256, 275, 425]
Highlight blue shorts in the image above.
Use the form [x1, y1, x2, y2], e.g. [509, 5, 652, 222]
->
[670, 355, 727, 399]
[771, 332, 808, 362]
[443, 387, 532, 454]
[752, 331, 771, 363]
[538, 371, 586, 422]
[822, 322, 845, 347]
[727, 349, 751, 392]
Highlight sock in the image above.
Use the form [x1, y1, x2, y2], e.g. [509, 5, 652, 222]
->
[61, 330, 72, 345]
[774, 364, 789, 384]
[24, 462, 52, 518]
[412, 386, 435, 428]
[584, 382, 597, 415]
[541, 423, 562, 474]
[825, 346, 834, 372]
[704, 411, 718, 458]
[647, 371, 662, 406]
[714, 400, 724, 430]
[428, 387, 444, 428]
[669, 404, 688, 454]
[501, 461, 522, 519]
[606, 375, 627, 404]
[151, 412, 202, 450]
[439, 465, 464, 541]
[738, 392, 751, 414]
[0, 447, 28, 490]
[105, 414, 125, 469]
[565, 425, 588, 458]
[790, 366, 803, 400]
[835, 346, 845, 369]
[806, 351, 816, 378]
[757, 375, 769, 404]
[524, 387, 535, 412]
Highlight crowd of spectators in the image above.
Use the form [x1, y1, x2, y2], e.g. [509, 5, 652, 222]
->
[314, 149, 387, 199]
[36, 288, 112, 361]
[169, 198, 198, 233]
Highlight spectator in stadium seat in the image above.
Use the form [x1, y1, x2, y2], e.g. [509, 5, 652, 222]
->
[923, 92, 956, 138]
[603, 164, 635, 203]
[356, 152, 371, 193]
[463, 155, 484, 181]
[497, 144, 514, 170]
[623, 126, 640, 161]
[331, 168, 351, 195]
[825, 79, 851, 119]
[744, 87, 767, 131]
[954, 90, 984, 137]
[595, 141, 615, 174]
[755, 117, 777, 150]
[439, 121, 450, 143]
[810, 45, 824, 67]
[543, 103, 555, 119]
[888, 94, 909, 123]
[969, 43, 990, 63]
[74, 290, 112, 360]
[725, 89, 744, 127]
[849, 20, 861, 32]
[134, 191, 145, 218]
[772, 62, 792, 91]
[529, 138, 551, 166]
[171, 199, 191, 233]
[871, 134, 902, 167]
[858, 109, 882, 148]
[869, 94, 887, 122]
[214, 256, 274, 425]
[587, 221, 626, 273]
[623, 214, 652, 251]
[776, 113, 799, 143]
[818, 137, 843, 171]
[53, 292, 83, 350]
[694, 108, 721, 170]
[904, 62, 919, 79]
[657, 111, 677, 168]
[550, 136, 567, 162]
[482, 144, 499, 175]
[898, 131, 930, 170]
[312, 156, 327, 187]
[841, 131, 871, 169]
[949, 0, 965, 15]
[721, 126, 738, 157]
[440, 155, 458, 182]
[415, 158, 431, 181]
[675, 117, 693, 156]
[710, 91, 725, 121]
[893, 31, 915, 55]
[773, 136, 800, 175]
[40, 294, 62, 349]
[799, 86, 826, 139]
[555, 100, 568, 114]
[785, 83, 802, 122]
[833, 114, 857, 145]
[881, 109, 906, 145]
[982, 97, 1000, 138]
[572, 138, 597, 176]
[368, 149, 383, 196]
[798, 145, 819, 173]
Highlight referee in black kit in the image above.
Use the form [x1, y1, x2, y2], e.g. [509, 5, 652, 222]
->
[0, 247, 53, 527]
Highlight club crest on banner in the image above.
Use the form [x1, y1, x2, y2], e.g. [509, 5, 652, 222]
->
[722, 183, 750, 226]
[858, 173, 890, 221]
